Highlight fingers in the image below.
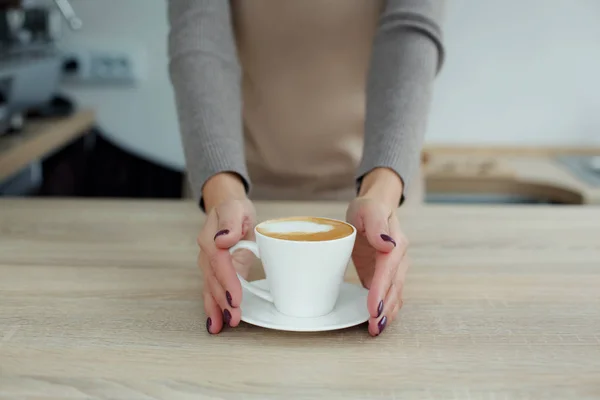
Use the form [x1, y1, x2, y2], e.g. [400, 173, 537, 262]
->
[355, 201, 397, 254]
[209, 249, 243, 308]
[368, 214, 409, 337]
[366, 235, 406, 319]
[368, 254, 409, 336]
[203, 283, 223, 334]
[198, 199, 256, 335]
[198, 202, 250, 312]
[368, 283, 396, 337]
[213, 201, 249, 249]
[366, 248, 403, 320]
[201, 252, 243, 334]
[206, 271, 242, 328]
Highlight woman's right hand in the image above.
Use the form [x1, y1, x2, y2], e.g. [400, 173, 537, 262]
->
[197, 173, 256, 334]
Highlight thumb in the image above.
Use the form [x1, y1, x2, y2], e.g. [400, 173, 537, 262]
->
[213, 200, 250, 249]
[359, 201, 397, 253]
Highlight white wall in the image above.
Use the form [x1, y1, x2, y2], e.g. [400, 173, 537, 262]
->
[428, 0, 600, 146]
[50, 0, 600, 170]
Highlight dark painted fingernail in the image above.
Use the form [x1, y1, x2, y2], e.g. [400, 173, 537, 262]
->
[378, 316, 388, 334]
[377, 300, 384, 318]
[226, 291, 233, 307]
[223, 309, 232, 326]
[214, 229, 229, 240]
[206, 317, 212, 334]
[380, 234, 396, 247]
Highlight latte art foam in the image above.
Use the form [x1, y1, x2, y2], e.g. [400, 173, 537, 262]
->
[259, 220, 334, 234]
[256, 217, 354, 241]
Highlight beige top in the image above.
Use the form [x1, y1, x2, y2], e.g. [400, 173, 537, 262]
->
[232, 0, 383, 200]
[2, 198, 600, 398]
[167, 0, 444, 207]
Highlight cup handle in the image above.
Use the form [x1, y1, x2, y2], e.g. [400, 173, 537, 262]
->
[228, 240, 274, 303]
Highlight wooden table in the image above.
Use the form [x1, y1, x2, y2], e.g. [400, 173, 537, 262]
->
[0, 110, 95, 182]
[1, 199, 599, 399]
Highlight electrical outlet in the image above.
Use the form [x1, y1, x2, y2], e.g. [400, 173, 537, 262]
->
[60, 47, 144, 85]
[89, 51, 136, 83]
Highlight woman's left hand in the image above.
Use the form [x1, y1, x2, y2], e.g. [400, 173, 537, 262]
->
[346, 196, 409, 337]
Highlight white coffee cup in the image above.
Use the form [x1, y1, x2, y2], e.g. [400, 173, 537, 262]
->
[228, 217, 357, 318]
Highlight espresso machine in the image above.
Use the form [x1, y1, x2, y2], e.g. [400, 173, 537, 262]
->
[0, 0, 81, 135]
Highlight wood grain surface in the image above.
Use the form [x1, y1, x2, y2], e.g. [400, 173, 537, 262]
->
[0, 198, 599, 399]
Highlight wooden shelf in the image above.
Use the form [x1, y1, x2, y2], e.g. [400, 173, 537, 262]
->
[0, 109, 95, 182]
[423, 151, 600, 205]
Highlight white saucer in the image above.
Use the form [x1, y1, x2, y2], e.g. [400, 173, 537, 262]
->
[240, 280, 370, 332]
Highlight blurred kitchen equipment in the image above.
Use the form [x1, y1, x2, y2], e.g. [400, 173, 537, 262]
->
[0, 0, 76, 135]
[556, 155, 600, 187]
[590, 156, 600, 173]
[53, 0, 81, 31]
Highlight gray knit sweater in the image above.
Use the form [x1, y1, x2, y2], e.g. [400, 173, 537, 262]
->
[167, 0, 445, 207]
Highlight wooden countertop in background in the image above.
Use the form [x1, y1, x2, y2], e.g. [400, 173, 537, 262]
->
[0, 110, 95, 182]
[423, 146, 600, 204]
[1, 111, 599, 205]
[1, 199, 599, 399]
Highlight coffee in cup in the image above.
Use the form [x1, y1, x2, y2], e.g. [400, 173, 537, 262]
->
[255, 216, 354, 241]
[229, 216, 356, 318]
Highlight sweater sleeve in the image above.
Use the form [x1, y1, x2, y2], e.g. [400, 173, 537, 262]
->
[167, 0, 250, 209]
[356, 0, 446, 204]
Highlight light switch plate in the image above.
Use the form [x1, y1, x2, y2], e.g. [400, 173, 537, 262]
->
[59, 45, 146, 86]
